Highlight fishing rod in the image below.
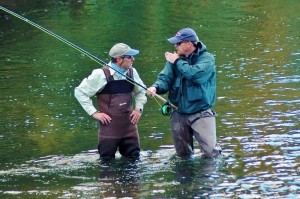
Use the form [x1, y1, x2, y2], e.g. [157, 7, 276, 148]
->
[0, 5, 177, 112]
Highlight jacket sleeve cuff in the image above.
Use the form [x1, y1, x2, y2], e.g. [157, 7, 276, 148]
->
[152, 85, 159, 93]
[174, 58, 180, 66]
[88, 107, 98, 116]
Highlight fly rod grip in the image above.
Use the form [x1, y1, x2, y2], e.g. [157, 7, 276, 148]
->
[153, 93, 178, 110]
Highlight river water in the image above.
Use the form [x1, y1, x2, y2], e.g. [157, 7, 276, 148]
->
[0, 1, 299, 198]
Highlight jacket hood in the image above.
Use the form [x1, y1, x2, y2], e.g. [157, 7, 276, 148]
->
[196, 41, 207, 53]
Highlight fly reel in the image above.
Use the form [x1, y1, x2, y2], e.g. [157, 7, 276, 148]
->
[161, 102, 172, 116]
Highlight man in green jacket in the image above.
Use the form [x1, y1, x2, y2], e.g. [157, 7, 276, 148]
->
[148, 27, 221, 158]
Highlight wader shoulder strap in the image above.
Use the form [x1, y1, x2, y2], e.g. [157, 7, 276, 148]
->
[127, 68, 133, 78]
[102, 67, 133, 82]
[126, 68, 134, 85]
[101, 68, 114, 82]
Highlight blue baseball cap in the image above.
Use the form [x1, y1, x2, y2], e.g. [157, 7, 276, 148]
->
[167, 28, 199, 44]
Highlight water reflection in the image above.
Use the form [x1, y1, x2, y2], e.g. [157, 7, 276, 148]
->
[98, 159, 140, 198]
[0, 145, 299, 198]
[170, 157, 226, 198]
[0, 0, 299, 198]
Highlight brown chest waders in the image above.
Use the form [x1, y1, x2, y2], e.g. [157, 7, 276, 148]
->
[96, 68, 140, 160]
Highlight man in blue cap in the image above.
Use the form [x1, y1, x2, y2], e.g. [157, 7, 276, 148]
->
[148, 28, 222, 158]
[75, 43, 147, 161]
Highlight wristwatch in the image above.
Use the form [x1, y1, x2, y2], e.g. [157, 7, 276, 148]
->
[138, 108, 143, 113]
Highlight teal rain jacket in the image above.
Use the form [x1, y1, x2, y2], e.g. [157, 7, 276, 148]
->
[153, 42, 216, 114]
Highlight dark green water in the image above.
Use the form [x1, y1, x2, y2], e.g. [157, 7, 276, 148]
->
[0, 1, 299, 198]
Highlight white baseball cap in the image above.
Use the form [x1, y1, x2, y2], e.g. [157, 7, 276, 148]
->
[109, 43, 139, 58]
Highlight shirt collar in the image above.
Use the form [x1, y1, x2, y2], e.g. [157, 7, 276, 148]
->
[110, 62, 126, 74]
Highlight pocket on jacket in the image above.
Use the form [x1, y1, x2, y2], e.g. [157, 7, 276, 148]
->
[187, 86, 203, 102]
[169, 78, 181, 101]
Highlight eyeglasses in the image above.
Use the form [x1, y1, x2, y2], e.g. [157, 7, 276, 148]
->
[122, 55, 134, 59]
[176, 41, 188, 46]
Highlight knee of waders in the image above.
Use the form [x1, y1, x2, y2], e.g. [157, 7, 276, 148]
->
[98, 145, 116, 162]
[202, 148, 222, 159]
[99, 155, 115, 162]
[128, 149, 140, 159]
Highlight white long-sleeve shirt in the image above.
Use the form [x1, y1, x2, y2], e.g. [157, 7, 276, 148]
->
[74, 63, 147, 115]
